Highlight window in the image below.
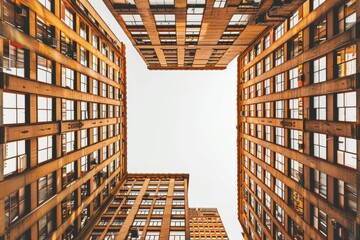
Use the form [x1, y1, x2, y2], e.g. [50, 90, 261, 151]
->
[288, 32, 303, 58]
[313, 56, 326, 83]
[313, 170, 327, 198]
[312, 206, 327, 237]
[289, 9, 302, 29]
[63, 131, 75, 153]
[289, 98, 301, 119]
[337, 0, 356, 33]
[275, 127, 284, 146]
[338, 180, 357, 214]
[312, 18, 326, 46]
[93, 79, 99, 95]
[290, 159, 303, 185]
[150, 0, 174, 5]
[290, 129, 302, 150]
[80, 101, 88, 120]
[38, 0, 52, 11]
[289, 67, 299, 89]
[92, 55, 98, 72]
[274, 203, 285, 225]
[37, 96, 52, 122]
[173, 200, 184, 205]
[264, 79, 270, 95]
[275, 73, 284, 92]
[264, 55, 270, 72]
[4, 140, 27, 176]
[275, 153, 285, 173]
[38, 174, 54, 205]
[80, 156, 88, 176]
[264, 34, 270, 49]
[37, 55, 52, 84]
[141, 199, 152, 205]
[155, 14, 176, 26]
[93, 103, 99, 120]
[213, 0, 226, 8]
[265, 192, 271, 209]
[38, 135, 53, 163]
[145, 232, 160, 240]
[312, 95, 326, 120]
[152, 208, 164, 215]
[61, 3, 74, 29]
[149, 219, 162, 226]
[337, 136, 357, 169]
[313, 0, 326, 10]
[80, 129, 88, 148]
[336, 45, 356, 78]
[275, 101, 284, 118]
[171, 219, 185, 226]
[137, 208, 149, 215]
[274, 47, 284, 66]
[101, 61, 107, 77]
[38, 209, 54, 240]
[265, 148, 271, 164]
[5, 187, 26, 226]
[61, 67, 75, 89]
[80, 46, 88, 66]
[62, 99, 75, 121]
[3, 40, 25, 77]
[62, 162, 76, 188]
[264, 212, 271, 230]
[122, 14, 144, 26]
[3, 92, 25, 124]
[274, 23, 284, 40]
[256, 83, 262, 97]
[313, 133, 327, 159]
[92, 34, 99, 49]
[337, 91, 356, 122]
[79, 21, 88, 40]
[264, 171, 271, 188]
[228, 14, 250, 26]
[169, 231, 185, 240]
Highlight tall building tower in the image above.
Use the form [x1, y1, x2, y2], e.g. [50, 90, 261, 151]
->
[75, 174, 231, 240]
[189, 208, 229, 239]
[79, 173, 190, 239]
[0, 0, 127, 239]
[103, 0, 304, 70]
[237, 0, 359, 240]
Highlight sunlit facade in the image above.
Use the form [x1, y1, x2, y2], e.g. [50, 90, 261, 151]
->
[0, 0, 127, 239]
[103, 0, 304, 70]
[237, 0, 359, 239]
[189, 208, 229, 239]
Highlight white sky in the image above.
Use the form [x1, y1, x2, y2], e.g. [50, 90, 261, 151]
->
[90, 1, 244, 239]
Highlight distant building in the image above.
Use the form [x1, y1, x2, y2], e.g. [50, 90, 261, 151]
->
[103, 0, 304, 70]
[189, 208, 229, 239]
[237, 0, 359, 239]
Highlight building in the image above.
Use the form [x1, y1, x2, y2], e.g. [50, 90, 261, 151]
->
[103, 0, 304, 70]
[237, 0, 359, 240]
[78, 173, 190, 240]
[0, 0, 127, 239]
[189, 208, 229, 239]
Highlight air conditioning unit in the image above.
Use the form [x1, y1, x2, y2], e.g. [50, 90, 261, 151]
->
[298, 143, 304, 149]
[130, 228, 139, 238]
[255, 13, 266, 25]
[331, 219, 338, 229]
[90, 158, 99, 165]
[240, 111, 246, 116]
[16, 6, 27, 17]
[50, 38, 58, 48]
